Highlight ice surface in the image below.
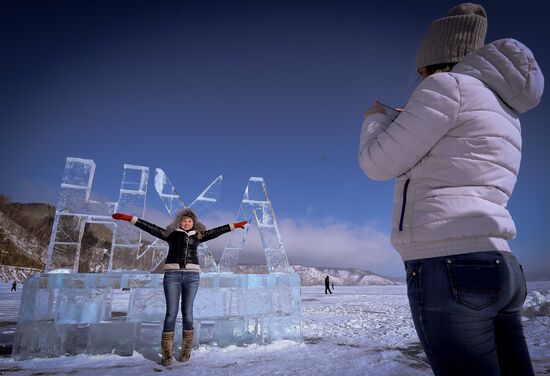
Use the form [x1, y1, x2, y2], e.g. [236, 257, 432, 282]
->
[5, 284, 550, 375]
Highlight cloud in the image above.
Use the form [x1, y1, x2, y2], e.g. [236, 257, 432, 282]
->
[199, 211, 403, 277]
[278, 217, 402, 276]
[136, 207, 403, 277]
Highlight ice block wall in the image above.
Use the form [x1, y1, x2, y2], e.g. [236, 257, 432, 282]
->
[12, 271, 302, 360]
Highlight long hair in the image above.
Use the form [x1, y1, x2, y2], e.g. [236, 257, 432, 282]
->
[165, 208, 206, 239]
[423, 62, 456, 76]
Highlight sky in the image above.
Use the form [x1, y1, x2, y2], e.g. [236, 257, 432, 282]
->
[1, 0, 549, 279]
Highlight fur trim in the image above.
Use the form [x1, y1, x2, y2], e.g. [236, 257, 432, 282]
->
[166, 208, 206, 238]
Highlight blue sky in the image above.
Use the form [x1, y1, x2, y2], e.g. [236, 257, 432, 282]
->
[1, 0, 549, 278]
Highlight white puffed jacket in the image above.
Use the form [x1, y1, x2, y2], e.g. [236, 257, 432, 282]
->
[359, 38, 544, 261]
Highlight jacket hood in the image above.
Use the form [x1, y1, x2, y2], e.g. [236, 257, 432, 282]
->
[166, 208, 206, 234]
[453, 38, 544, 113]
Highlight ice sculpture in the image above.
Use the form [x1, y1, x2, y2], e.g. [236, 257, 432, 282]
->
[13, 157, 302, 360]
[150, 169, 222, 272]
[46, 157, 149, 272]
[220, 177, 290, 273]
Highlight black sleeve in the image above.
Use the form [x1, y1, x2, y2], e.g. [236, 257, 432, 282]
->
[201, 224, 232, 242]
[134, 218, 170, 240]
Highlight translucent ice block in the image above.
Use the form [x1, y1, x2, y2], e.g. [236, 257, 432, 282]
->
[128, 288, 165, 322]
[266, 314, 302, 342]
[216, 319, 249, 347]
[87, 322, 139, 355]
[12, 322, 62, 360]
[244, 287, 273, 316]
[55, 288, 113, 324]
[57, 324, 90, 355]
[194, 287, 228, 319]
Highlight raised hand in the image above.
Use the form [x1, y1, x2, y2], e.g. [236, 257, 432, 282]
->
[363, 101, 385, 118]
[233, 221, 248, 229]
[112, 213, 133, 221]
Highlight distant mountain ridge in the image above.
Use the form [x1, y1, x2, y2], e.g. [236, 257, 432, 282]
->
[234, 264, 399, 286]
[0, 199, 395, 285]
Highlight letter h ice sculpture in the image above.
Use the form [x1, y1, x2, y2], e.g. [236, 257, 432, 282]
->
[46, 157, 150, 272]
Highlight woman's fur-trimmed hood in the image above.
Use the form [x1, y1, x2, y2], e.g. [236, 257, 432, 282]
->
[166, 208, 206, 235]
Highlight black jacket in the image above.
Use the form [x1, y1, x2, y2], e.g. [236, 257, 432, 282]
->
[135, 218, 231, 268]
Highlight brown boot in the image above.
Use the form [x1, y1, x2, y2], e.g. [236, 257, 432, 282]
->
[179, 329, 194, 362]
[161, 331, 174, 366]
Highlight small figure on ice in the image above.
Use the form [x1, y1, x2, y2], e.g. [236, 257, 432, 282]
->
[11, 280, 17, 292]
[324, 275, 332, 294]
[112, 208, 247, 366]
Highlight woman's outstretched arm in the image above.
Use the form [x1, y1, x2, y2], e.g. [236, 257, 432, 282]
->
[201, 221, 247, 242]
[112, 213, 170, 240]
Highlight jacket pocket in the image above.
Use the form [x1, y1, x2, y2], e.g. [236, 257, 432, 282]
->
[445, 257, 501, 310]
[399, 178, 410, 232]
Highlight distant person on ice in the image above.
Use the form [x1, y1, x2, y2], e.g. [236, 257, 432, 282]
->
[112, 209, 247, 366]
[324, 276, 332, 294]
[358, 3, 543, 376]
[11, 280, 17, 292]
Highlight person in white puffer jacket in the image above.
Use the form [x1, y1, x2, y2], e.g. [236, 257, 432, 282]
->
[359, 3, 543, 376]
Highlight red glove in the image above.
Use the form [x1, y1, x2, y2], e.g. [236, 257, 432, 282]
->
[112, 213, 133, 221]
[233, 221, 248, 229]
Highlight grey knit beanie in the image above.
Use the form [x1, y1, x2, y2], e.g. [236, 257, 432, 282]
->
[416, 3, 487, 71]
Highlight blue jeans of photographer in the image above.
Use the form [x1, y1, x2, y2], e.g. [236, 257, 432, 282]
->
[163, 271, 200, 332]
[405, 251, 533, 376]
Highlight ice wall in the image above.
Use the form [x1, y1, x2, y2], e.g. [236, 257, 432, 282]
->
[12, 272, 302, 360]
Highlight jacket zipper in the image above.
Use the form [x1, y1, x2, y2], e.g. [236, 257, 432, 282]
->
[399, 178, 410, 232]
[183, 236, 190, 267]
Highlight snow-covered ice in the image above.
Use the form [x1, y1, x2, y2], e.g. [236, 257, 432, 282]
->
[1, 282, 549, 375]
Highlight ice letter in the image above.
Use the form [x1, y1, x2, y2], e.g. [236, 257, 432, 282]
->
[219, 177, 290, 273]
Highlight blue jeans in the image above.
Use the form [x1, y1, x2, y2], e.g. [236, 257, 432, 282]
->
[163, 271, 200, 332]
[405, 251, 533, 376]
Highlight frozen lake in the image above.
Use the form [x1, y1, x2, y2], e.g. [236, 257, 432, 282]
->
[1, 282, 549, 375]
